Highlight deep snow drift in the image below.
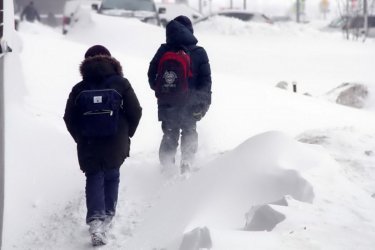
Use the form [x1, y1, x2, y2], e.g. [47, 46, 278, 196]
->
[3, 13, 375, 249]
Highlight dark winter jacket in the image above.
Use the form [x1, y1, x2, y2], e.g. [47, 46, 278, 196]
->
[21, 4, 40, 22]
[64, 55, 142, 173]
[147, 20, 212, 121]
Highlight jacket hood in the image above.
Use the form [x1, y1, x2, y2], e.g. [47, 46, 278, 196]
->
[80, 55, 123, 82]
[166, 20, 198, 46]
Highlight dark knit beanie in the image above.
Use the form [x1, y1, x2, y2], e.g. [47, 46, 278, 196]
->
[174, 15, 194, 33]
[84, 45, 111, 59]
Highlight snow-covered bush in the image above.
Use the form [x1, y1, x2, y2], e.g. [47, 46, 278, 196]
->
[326, 83, 368, 108]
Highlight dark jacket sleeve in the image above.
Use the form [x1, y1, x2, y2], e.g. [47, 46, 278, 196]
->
[122, 78, 142, 138]
[63, 85, 80, 143]
[147, 45, 168, 90]
[193, 46, 212, 113]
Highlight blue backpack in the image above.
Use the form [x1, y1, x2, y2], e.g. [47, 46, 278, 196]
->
[75, 77, 123, 137]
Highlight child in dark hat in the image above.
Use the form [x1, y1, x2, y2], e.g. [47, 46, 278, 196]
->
[148, 15, 212, 174]
[64, 45, 142, 246]
[84, 45, 111, 58]
[173, 15, 194, 33]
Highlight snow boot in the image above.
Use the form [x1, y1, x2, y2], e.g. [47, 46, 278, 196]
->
[89, 219, 103, 234]
[88, 219, 107, 246]
[102, 215, 114, 232]
[180, 160, 191, 175]
[91, 232, 107, 246]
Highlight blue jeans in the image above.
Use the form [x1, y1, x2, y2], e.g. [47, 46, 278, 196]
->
[85, 168, 120, 224]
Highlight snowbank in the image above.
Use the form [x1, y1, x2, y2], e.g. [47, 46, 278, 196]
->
[125, 131, 375, 250]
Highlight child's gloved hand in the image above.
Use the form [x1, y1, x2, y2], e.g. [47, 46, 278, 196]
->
[191, 103, 208, 121]
[192, 111, 203, 121]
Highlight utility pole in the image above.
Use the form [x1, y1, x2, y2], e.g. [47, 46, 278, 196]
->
[230, 0, 233, 9]
[0, 0, 4, 247]
[0, 0, 3, 42]
[243, 0, 247, 10]
[296, 0, 301, 23]
[364, 0, 368, 37]
[346, 0, 350, 39]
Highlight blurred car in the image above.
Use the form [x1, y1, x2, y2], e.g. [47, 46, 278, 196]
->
[271, 16, 292, 23]
[62, 0, 100, 35]
[93, 0, 161, 26]
[156, 3, 202, 27]
[327, 15, 375, 37]
[194, 10, 273, 24]
[328, 15, 350, 29]
[347, 15, 375, 37]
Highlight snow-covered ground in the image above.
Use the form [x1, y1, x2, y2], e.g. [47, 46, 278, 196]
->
[2, 13, 375, 249]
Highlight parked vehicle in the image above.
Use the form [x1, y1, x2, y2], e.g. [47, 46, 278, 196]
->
[328, 15, 350, 29]
[93, 0, 161, 26]
[156, 3, 202, 27]
[62, 0, 100, 35]
[347, 15, 375, 37]
[271, 16, 292, 23]
[194, 10, 273, 25]
[327, 15, 375, 37]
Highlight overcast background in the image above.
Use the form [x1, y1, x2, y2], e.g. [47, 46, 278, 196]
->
[14, 0, 338, 19]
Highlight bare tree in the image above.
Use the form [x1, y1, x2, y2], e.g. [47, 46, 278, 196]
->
[335, 0, 353, 39]
[336, 0, 373, 41]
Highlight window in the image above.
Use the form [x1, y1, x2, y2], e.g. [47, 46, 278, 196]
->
[219, 12, 254, 21]
[101, 0, 155, 12]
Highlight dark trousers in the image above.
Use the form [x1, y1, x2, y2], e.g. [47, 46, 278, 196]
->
[85, 168, 120, 223]
[159, 118, 198, 166]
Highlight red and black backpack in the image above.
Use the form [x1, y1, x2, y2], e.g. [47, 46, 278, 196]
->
[155, 49, 192, 103]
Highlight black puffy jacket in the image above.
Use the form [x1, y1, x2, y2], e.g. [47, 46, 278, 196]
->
[148, 20, 212, 120]
[64, 55, 142, 173]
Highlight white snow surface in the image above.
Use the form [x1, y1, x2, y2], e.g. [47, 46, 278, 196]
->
[3, 13, 375, 249]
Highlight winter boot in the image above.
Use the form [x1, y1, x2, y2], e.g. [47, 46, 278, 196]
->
[180, 159, 191, 175]
[89, 219, 103, 234]
[102, 215, 114, 232]
[88, 219, 107, 246]
[91, 232, 107, 246]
